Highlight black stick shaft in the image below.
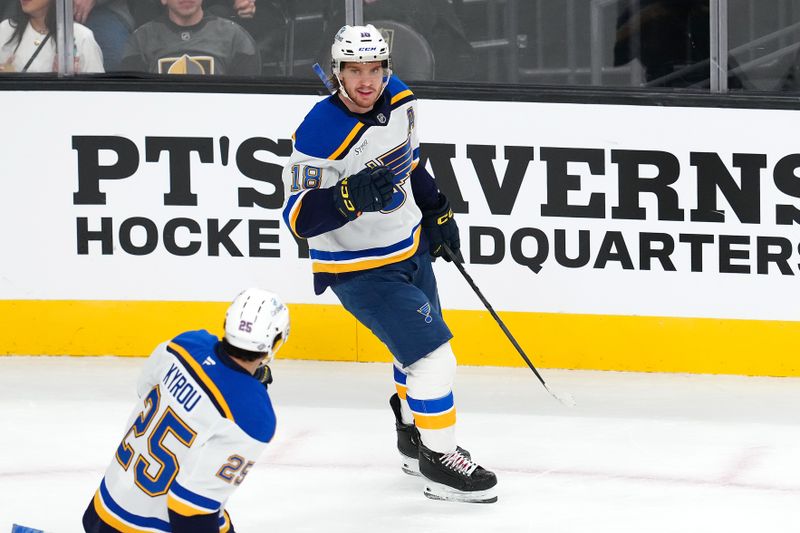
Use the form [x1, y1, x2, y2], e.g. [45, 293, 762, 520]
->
[442, 244, 549, 387]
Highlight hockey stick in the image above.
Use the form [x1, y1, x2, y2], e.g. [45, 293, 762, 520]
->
[442, 244, 575, 406]
[312, 63, 337, 94]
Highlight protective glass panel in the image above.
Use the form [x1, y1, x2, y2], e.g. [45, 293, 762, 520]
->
[0, 0, 338, 76]
[349, 0, 714, 89]
[727, 0, 800, 92]
[359, 1, 485, 83]
[9, 0, 791, 94]
[0, 0, 94, 74]
[601, 0, 712, 89]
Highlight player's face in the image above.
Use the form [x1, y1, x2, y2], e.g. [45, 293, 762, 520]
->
[340, 61, 384, 113]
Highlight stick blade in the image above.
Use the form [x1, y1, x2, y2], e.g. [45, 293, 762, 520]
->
[546, 386, 577, 407]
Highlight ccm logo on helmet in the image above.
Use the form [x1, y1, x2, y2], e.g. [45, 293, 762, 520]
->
[359, 47, 377, 52]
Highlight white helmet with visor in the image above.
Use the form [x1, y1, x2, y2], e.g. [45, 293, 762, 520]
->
[331, 24, 392, 101]
[224, 288, 290, 364]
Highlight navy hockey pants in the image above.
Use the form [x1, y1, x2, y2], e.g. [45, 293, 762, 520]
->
[331, 253, 453, 367]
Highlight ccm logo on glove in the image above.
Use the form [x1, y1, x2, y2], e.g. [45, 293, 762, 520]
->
[422, 193, 462, 262]
[333, 166, 395, 221]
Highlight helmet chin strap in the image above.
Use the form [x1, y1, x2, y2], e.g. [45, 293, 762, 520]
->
[335, 73, 358, 106]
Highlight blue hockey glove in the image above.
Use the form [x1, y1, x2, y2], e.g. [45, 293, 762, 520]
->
[254, 364, 273, 390]
[333, 166, 395, 221]
[422, 193, 462, 262]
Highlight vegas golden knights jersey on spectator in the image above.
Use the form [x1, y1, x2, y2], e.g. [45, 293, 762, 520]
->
[120, 14, 260, 75]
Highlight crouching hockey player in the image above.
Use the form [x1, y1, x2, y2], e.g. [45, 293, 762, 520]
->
[281, 24, 497, 503]
[83, 288, 290, 531]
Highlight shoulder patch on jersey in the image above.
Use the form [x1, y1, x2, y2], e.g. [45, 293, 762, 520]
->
[168, 331, 276, 442]
[294, 97, 367, 160]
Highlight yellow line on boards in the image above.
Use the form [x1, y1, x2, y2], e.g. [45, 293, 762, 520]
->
[1, 300, 797, 377]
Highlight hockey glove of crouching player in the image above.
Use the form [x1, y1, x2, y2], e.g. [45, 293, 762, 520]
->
[422, 193, 463, 262]
[254, 364, 273, 390]
[333, 166, 395, 221]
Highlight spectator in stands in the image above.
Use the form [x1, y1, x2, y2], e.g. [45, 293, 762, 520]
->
[118, 0, 260, 75]
[204, 0, 287, 75]
[322, 0, 477, 81]
[613, 0, 746, 88]
[73, 0, 134, 71]
[0, 0, 104, 72]
[129, 0, 259, 29]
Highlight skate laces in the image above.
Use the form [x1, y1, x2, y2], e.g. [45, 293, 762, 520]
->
[441, 449, 479, 476]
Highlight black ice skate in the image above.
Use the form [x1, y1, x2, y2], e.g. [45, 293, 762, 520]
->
[389, 393, 422, 476]
[389, 393, 472, 477]
[418, 443, 498, 503]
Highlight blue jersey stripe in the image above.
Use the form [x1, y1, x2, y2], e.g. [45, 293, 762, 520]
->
[390, 96, 415, 110]
[167, 345, 229, 420]
[406, 392, 455, 415]
[332, 123, 369, 160]
[294, 77, 413, 160]
[282, 190, 306, 238]
[309, 222, 420, 262]
[388, 79, 416, 109]
[169, 331, 276, 443]
[393, 365, 407, 385]
[170, 480, 221, 511]
[294, 98, 362, 159]
[99, 478, 171, 531]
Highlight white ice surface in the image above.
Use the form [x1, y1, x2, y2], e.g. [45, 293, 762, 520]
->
[1, 356, 799, 533]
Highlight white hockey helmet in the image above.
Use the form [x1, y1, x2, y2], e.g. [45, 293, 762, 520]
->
[331, 24, 392, 98]
[224, 288, 290, 363]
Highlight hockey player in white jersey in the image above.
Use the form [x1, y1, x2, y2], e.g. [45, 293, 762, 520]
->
[83, 288, 290, 532]
[282, 24, 497, 503]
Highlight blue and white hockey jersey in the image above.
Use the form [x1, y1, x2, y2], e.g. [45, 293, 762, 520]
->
[282, 77, 440, 294]
[86, 330, 275, 532]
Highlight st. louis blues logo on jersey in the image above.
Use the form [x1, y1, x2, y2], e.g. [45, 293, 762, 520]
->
[366, 136, 413, 213]
[282, 76, 425, 280]
[417, 302, 433, 324]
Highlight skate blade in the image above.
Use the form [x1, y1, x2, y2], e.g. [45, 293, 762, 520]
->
[401, 455, 421, 477]
[423, 480, 498, 504]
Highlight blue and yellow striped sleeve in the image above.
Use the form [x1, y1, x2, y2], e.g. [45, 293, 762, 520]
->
[167, 480, 221, 517]
[283, 189, 312, 238]
[282, 186, 347, 239]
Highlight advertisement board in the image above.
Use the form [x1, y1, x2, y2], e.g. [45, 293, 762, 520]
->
[1, 91, 797, 375]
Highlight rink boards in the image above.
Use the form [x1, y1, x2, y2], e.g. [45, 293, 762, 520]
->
[2, 300, 799, 376]
[1, 90, 799, 376]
